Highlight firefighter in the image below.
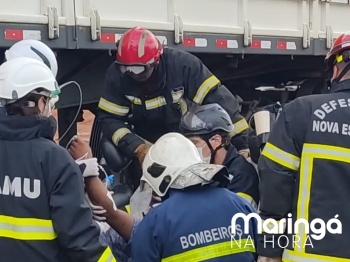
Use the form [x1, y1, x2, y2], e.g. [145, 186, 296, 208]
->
[0, 57, 115, 262]
[97, 26, 250, 168]
[83, 133, 258, 262]
[131, 132, 257, 261]
[179, 103, 259, 209]
[257, 32, 350, 262]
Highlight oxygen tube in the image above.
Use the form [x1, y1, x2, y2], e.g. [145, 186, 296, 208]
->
[57, 81, 83, 144]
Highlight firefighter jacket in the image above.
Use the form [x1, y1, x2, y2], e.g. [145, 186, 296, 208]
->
[224, 144, 259, 209]
[97, 47, 249, 158]
[131, 186, 258, 262]
[257, 79, 350, 261]
[0, 115, 115, 262]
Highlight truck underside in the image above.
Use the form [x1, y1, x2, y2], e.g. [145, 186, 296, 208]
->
[1, 47, 328, 147]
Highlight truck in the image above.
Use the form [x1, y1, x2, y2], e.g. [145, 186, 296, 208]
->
[1, 0, 349, 206]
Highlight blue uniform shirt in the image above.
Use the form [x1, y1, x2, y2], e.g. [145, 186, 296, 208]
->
[131, 186, 258, 262]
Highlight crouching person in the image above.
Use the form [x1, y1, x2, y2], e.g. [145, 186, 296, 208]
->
[83, 133, 259, 262]
[132, 133, 258, 262]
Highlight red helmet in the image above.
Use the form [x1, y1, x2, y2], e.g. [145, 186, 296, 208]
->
[325, 31, 350, 69]
[115, 27, 163, 80]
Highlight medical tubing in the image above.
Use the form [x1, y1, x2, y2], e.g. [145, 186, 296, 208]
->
[57, 81, 83, 144]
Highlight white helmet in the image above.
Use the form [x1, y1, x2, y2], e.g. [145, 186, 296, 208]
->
[4, 39, 58, 77]
[141, 132, 230, 197]
[0, 57, 60, 106]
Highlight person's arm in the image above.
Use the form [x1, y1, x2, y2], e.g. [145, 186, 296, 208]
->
[45, 147, 115, 262]
[97, 69, 147, 161]
[227, 156, 259, 209]
[182, 53, 249, 152]
[257, 100, 306, 258]
[84, 176, 134, 241]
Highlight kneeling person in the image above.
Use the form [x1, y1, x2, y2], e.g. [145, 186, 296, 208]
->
[179, 103, 259, 209]
[131, 132, 258, 262]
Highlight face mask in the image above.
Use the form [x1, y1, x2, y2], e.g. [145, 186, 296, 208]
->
[197, 143, 211, 163]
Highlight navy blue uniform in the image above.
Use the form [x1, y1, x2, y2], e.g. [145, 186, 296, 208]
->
[258, 80, 350, 260]
[131, 186, 258, 262]
[0, 115, 114, 262]
[224, 144, 259, 209]
[97, 47, 249, 158]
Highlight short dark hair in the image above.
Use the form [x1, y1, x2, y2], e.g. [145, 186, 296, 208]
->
[5, 88, 46, 116]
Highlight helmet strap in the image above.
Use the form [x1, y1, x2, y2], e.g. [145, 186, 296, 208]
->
[204, 138, 225, 164]
[335, 62, 350, 83]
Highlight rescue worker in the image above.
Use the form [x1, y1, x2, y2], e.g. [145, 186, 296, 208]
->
[179, 103, 259, 208]
[0, 57, 115, 262]
[0, 39, 58, 115]
[132, 132, 257, 261]
[97, 26, 250, 168]
[82, 132, 258, 262]
[257, 31, 350, 262]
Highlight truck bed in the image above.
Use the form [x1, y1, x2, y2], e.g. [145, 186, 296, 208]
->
[0, 0, 349, 54]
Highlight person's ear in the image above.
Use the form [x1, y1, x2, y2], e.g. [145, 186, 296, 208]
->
[210, 134, 222, 150]
[38, 96, 46, 114]
[332, 65, 339, 80]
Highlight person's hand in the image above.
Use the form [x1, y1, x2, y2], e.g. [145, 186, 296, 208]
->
[145, 195, 162, 215]
[257, 256, 282, 262]
[134, 143, 150, 164]
[68, 137, 93, 160]
[76, 158, 100, 178]
[85, 193, 107, 221]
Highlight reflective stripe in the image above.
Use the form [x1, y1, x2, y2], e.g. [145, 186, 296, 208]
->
[303, 143, 350, 162]
[178, 98, 188, 115]
[193, 76, 220, 104]
[283, 249, 350, 262]
[0, 215, 57, 240]
[296, 143, 350, 253]
[162, 239, 255, 262]
[125, 95, 142, 105]
[125, 205, 131, 214]
[145, 96, 166, 110]
[112, 128, 131, 146]
[295, 154, 312, 252]
[172, 90, 184, 103]
[261, 142, 300, 171]
[236, 192, 257, 210]
[98, 97, 129, 116]
[98, 246, 116, 262]
[230, 119, 249, 137]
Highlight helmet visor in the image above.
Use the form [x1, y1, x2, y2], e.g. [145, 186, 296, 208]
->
[119, 65, 146, 75]
[115, 62, 155, 81]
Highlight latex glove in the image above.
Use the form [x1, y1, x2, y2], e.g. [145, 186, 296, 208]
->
[85, 193, 107, 221]
[238, 149, 250, 159]
[95, 221, 111, 234]
[107, 190, 117, 211]
[76, 158, 99, 178]
[257, 256, 282, 262]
